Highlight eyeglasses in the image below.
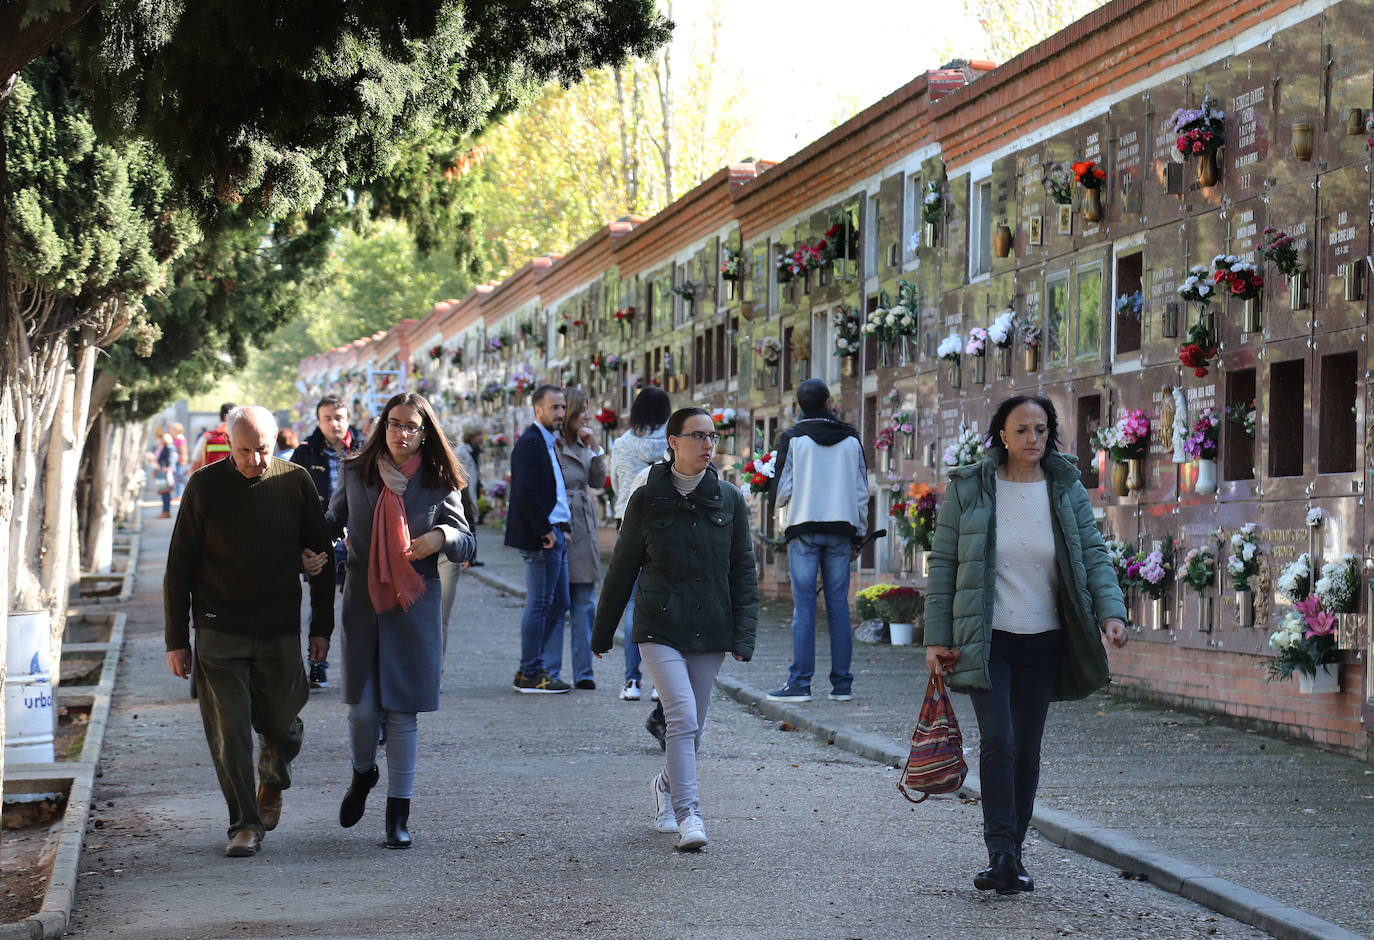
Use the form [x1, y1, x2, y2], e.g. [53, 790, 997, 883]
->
[674, 431, 720, 445]
[386, 420, 424, 438]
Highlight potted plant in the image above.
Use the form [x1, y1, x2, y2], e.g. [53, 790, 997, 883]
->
[734, 450, 778, 495]
[1256, 227, 1305, 310]
[756, 336, 783, 385]
[1183, 407, 1220, 495]
[833, 306, 862, 374]
[1212, 254, 1265, 333]
[937, 331, 963, 387]
[1178, 544, 1218, 631]
[1316, 553, 1362, 644]
[874, 586, 924, 645]
[942, 422, 986, 469]
[1225, 524, 1261, 627]
[1129, 546, 1172, 630]
[1071, 159, 1107, 222]
[1266, 596, 1340, 693]
[1092, 408, 1151, 496]
[1170, 95, 1225, 186]
[1042, 162, 1073, 207]
[906, 483, 937, 575]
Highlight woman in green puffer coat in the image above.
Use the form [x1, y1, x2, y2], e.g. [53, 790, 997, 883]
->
[924, 395, 1128, 896]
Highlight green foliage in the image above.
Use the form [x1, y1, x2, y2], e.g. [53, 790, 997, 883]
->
[68, 1, 673, 215]
[4, 50, 195, 311]
[232, 219, 471, 412]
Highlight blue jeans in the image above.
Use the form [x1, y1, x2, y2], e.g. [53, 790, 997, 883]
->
[542, 581, 595, 682]
[969, 630, 1063, 857]
[785, 532, 854, 694]
[349, 664, 418, 800]
[622, 576, 642, 681]
[518, 528, 569, 677]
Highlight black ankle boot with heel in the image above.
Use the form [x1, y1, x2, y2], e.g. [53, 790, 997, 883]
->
[973, 851, 1020, 895]
[385, 797, 412, 849]
[339, 764, 378, 828]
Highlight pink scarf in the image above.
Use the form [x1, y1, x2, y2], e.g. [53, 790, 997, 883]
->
[367, 452, 427, 613]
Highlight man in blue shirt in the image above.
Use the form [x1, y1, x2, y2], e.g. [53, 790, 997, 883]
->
[505, 385, 573, 693]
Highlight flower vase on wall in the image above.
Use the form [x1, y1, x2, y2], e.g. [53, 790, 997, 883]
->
[996, 345, 1011, 378]
[1196, 594, 1214, 633]
[1241, 297, 1261, 334]
[1150, 596, 1168, 631]
[923, 221, 938, 248]
[1197, 150, 1219, 187]
[1023, 345, 1039, 374]
[1296, 663, 1339, 694]
[1081, 187, 1103, 223]
[1235, 590, 1254, 628]
[1289, 271, 1307, 310]
[972, 355, 986, 385]
[879, 343, 891, 368]
[947, 360, 961, 388]
[1194, 458, 1217, 495]
[1126, 458, 1144, 492]
[915, 550, 931, 578]
[843, 355, 856, 377]
[1109, 461, 1129, 497]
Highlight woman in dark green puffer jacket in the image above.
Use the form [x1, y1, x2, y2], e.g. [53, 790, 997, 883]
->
[924, 395, 1128, 896]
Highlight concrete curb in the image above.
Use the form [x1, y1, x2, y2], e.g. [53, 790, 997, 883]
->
[2, 605, 130, 938]
[459, 563, 1370, 940]
[714, 674, 1369, 940]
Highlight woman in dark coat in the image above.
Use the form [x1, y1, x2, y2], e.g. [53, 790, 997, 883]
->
[592, 407, 758, 852]
[324, 392, 474, 848]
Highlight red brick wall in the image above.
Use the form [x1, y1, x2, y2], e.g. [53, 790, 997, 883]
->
[1108, 641, 1369, 758]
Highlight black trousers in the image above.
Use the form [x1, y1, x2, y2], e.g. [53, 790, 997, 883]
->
[968, 629, 1063, 858]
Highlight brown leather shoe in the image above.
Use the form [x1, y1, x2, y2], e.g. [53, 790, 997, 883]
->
[224, 829, 260, 857]
[257, 784, 282, 831]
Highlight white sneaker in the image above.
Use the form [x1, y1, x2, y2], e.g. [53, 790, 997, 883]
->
[650, 686, 659, 701]
[675, 813, 708, 851]
[619, 679, 642, 701]
[651, 773, 678, 833]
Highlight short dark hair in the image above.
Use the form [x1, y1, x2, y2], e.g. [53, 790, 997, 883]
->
[315, 394, 347, 417]
[531, 384, 563, 406]
[796, 378, 830, 415]
[219, 402, 238, 421]
[629, 386, 672, 433]
[985, 395, 1061, 465]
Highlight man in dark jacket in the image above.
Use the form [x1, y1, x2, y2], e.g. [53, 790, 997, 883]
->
[766, 378, 870, 704]
[164, 406, 336, 858]
[505, 385, 572, 693]
[290, 394, 362, 690]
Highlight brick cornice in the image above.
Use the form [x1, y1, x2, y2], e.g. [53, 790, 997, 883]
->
[612, 168, 735, 276]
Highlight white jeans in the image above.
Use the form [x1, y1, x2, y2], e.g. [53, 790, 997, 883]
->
[637, 643, 725, 822]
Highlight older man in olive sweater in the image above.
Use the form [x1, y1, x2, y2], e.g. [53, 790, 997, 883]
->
[164, 406, 336, 858]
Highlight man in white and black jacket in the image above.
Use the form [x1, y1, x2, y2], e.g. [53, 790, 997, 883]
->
[766, 378, 869, 704]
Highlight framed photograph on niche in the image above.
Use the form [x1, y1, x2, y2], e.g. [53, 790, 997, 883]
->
[1027, 215, 1043, 246]
[1056, 205, 1073, 236]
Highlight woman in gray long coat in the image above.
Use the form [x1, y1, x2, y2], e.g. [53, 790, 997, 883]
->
[541, 389, 606, 687]
[324, 392, 474, 850]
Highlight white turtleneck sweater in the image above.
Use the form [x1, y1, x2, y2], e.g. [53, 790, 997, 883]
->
[991, 476, 1059, 635]
[670, 465, 706, 496]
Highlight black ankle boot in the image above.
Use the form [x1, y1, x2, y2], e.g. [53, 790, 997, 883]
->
[339, 764, 379, 828]
[973, 851, 1019, 894]
[1013, 855, 1034, 892]
[385, 797, 412, 849]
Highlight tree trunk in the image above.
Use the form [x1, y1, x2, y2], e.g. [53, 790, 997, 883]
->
[0, 0, 99, 95]
[653, 35, 674, 202]
[613, 66, 638, 212]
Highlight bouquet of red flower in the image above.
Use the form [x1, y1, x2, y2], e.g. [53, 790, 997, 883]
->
[614, 307, 636, 321]
[595, 407, 618, 427]
[1211, 255, 1264, 301]
[429, 344, 444, 360]
[1071, 160, 1106, 189]
[1177, 321, 1218, 377]
[734, 450, 778, 495]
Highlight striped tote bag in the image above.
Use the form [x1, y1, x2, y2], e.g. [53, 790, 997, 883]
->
[897, 673, 968, 803]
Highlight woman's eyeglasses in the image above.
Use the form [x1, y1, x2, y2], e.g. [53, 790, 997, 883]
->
[386, 420, 424, 438]
[674, 431, 721, 445]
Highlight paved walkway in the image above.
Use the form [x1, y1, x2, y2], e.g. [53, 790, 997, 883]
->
[469, 522, 1374, 940]
[50, 507, 1282, 939]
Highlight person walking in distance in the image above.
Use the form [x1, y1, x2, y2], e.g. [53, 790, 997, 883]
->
[291, 394, 363, 691]
[163, 406, 337, 858]
[155, 432, 177, 517]
[543, 388, 607, 689]
[593, 408, 758, 851]
[924, 395, 1128, 894]
[506, 385, 574, 693]
[608, 386, 671, 703]
[316, 393, 474, 849]
[189, 402, 237, 473]
[766, 379, 870, 704]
